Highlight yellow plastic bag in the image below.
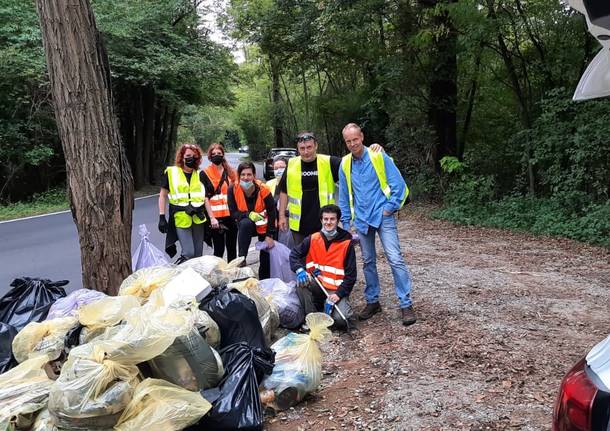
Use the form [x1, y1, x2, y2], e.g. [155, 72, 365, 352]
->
[78, 295, 140, 331]
[12, 317, 78, 363]
[115, 378, 211, 431]
[119, 266, 179, 301]
[182, 256, 255, 287]
[229, 278, 280, 343]
[0, 355, 52, 429]
[261, 313, 333, 409]
[48, 305, 193, 430]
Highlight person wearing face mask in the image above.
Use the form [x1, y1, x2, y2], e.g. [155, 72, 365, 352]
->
[158, 143, 218, 262]
[227, 161, 276, 279]
[289, 204, 356, 329]
[201, 143, 238, 262]
[265, 155, 288, 201]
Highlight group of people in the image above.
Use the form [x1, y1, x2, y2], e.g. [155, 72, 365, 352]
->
[157, 123, 416, 328]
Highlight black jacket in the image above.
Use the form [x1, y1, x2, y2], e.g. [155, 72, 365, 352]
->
[289, 227, 356, 298]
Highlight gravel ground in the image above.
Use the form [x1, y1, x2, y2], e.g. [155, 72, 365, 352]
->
[265, 205, 610, 431]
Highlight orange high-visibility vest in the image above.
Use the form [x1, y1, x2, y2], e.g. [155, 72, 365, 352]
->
[204, 165, 234, 218]
[305, 232, 350, 291]
[233, 181, 271, 235]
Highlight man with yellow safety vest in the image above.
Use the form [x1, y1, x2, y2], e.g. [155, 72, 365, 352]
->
[289, 204, 355, 329]
[228, 161, 276, 280]
[278, 131, 383, 246]
[338, 123, 416, 327]
[158, 143, 218, 262]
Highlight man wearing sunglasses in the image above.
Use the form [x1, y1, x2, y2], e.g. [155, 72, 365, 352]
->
[277, 132, 382, 246]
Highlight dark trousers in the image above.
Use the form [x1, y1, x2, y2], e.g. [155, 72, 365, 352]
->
[295, 281, 353, 328]
[211, 216, 237, 262]
[237, 218, 270, 280]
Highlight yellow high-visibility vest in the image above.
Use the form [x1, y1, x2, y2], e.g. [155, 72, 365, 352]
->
[286, 155, 335, 231]
[341, 148, 408, 221]
[166, 166, 206, 228]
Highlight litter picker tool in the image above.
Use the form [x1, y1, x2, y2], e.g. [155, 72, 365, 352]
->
[311, 271, 353, 336]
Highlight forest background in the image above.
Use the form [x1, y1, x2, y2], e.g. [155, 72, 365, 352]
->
[1, 0, 608, 247]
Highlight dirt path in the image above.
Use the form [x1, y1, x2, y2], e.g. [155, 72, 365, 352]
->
[266, 205, 610, 431]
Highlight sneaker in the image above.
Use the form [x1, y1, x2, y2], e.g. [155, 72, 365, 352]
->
[401, 306, 417, 326]
[358, 302, 381, 320]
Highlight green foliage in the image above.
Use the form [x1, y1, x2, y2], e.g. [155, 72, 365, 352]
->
[0, 188, 68, 221]
[440, 156, 464, 174]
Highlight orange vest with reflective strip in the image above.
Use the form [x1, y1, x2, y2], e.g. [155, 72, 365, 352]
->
[204, 165, 234, 218]
[233, 181, 271, 235]
[305, 232, 350, 291]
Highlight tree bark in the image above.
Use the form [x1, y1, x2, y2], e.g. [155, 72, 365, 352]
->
[269, 54, 284, 147]
[35, 0, 133, 294]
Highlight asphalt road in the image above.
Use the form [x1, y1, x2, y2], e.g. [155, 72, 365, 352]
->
[0, 153, 264, 296]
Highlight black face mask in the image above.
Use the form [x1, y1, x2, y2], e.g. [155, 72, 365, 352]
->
[211, 155, 224, 165]
[184, 157, 197, 168]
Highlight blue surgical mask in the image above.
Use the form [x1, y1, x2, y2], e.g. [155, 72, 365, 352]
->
[240, 180, 253, 189]
[274, 168, 285, 178]
[322, 228, 337, 238]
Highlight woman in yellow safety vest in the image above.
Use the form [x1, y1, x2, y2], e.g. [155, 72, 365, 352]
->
[201, 143, 238, 262]
[158, 143, 218, 263]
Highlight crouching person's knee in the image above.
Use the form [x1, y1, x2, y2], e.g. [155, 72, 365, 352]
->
[331, 297, 354, 330]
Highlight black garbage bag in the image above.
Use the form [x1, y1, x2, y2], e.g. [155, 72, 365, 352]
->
[187, 342, 275, 431]
[199, 287, 268, 351]
[0, 277, 68, 331]
[0, 322, 18, 373]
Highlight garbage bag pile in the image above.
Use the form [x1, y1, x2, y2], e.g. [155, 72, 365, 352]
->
[0, 258, 334, 430]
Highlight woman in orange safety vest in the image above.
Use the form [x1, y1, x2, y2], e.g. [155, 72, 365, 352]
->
[227, 161, 276, 279]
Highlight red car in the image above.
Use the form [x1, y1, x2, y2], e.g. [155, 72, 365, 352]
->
[553, 336, 610, 430]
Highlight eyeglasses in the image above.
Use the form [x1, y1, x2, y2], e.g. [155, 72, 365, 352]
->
[296, 134, 315, 143]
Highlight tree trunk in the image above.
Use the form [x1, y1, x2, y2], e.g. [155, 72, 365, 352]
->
[269, 54, 284, 147]
[35, 0, 133, 294]
[142, 86, 155, 185]
[133, 87, 145, 189]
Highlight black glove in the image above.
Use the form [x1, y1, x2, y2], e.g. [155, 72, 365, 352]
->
[158, 214, 168, 234]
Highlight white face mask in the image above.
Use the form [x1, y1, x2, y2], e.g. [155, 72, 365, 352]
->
[274, 168, 285, 178]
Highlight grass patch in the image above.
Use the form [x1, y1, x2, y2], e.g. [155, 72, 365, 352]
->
[0, 188, 69, 221]
[434, 195, 610, 249]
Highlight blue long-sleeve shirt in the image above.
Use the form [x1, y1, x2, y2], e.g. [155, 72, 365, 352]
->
[338, 148, 407, 234]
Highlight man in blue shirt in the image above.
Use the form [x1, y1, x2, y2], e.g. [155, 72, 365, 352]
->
[338, 123, 416, 326]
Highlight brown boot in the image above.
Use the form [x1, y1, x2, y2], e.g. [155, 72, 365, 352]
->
[358, 302, 381, 320]
[401, 306, 417, 326]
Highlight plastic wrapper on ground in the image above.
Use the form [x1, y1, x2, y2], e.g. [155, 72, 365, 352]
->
[46, 289, 106, 320]
[115, 378, 211, 431]
[119, 266, 179, 302]
[48, 305, 193, 430]
[148, 328, 224, 391]
[228, 278, 280, 344]
[182, 256, 255, 287]
[258, 278, 304, 329]
[12, 317, 78, 363]
[200, 287, 269, 351]
[0, 355, 53, 430]
[132, 224, 169, 270]
[78, 295, 140, 333]
[0, 322, 18, 373]
[262, 313, 333, 410]
[189, 342, 275, 431]
[0, 277, 68, 331]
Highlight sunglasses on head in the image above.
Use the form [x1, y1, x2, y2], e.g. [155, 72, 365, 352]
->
[296, 134, 315, 143]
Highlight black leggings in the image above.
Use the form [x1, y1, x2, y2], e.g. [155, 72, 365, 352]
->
[237, 218, 270, 280]
[210, 216, 237, 262]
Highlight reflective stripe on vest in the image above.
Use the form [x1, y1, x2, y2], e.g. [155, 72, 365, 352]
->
[166, 166, 206, 227]
[204, 166, 231, 218]
[233, 181, 271, 235]
[341, 148, 408, 221]
[286, 155, 335, 231]
[305, 232, 350, 292]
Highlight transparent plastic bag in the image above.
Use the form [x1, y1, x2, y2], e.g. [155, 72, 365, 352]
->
[228, 278, 280, 344]
[256, 241, 296, 283]
[0, 355, 53, 429]
[31, 409, 58, 431]
[46, 289, 107, 320]
[132, 224, 169, 271]
[48, 306, 193, 430]
[12, 317, 78, 363]
[148, 328, 224, 391]
[258, 279, 303, 329]
[78, 295, 140, 332]
[182, 256, 255, 287]
[119, 266, 179, 302]
[193, 308, 221, 349]
[156, 267, 211, 306]
[262, 313, 333, 409]
[115, 378, 211, 431]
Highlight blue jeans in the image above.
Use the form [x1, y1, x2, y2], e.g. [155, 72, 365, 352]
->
[358, 213, 413, 308]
